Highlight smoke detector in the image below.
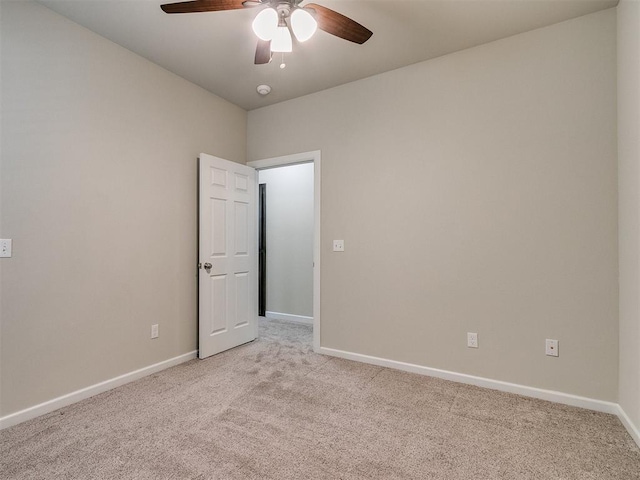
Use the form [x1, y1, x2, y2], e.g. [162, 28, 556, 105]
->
[257, 84, 271, 96]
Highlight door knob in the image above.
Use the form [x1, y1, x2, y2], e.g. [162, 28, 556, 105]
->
[204, 262, 212, 270]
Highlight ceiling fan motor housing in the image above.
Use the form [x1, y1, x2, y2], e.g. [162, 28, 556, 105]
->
[276, 2, 292, 19]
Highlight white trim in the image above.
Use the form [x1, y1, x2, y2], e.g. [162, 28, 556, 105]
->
[319, 346, 620, 415]
[265, 311, 313, 325]
[248, 151, 318, 170]
[0, 350, 197, 430]
[616, 404, 640, 447]
[3, 343, 638, 449]
[248, 150, 321, 352]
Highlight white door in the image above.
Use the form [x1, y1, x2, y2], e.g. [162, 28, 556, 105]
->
[198, 153, 257, 359]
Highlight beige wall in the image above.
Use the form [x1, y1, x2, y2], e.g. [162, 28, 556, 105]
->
[0, 0, 625, 420]
[0, 1, 246, 416]
[249, 10, 618, 400]
[618, 0, 640, 430]
[259, 164, 314, 318]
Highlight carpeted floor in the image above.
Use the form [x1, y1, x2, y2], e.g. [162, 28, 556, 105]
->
[2, 318, 639, 479]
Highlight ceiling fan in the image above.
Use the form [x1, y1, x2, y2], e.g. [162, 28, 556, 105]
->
[160, 0, 373, 65]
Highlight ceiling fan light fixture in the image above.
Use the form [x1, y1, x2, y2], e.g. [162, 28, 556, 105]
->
[252, 7, 278, 41]
[290, 8, 317, 42]
[271, 25, 292, 53]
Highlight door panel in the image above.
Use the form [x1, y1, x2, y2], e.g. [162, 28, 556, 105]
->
[211, 198, 227, 257]
[235, 272, 250, 327]
[199, 153, 257, 359]
[234, 201, 249, 255]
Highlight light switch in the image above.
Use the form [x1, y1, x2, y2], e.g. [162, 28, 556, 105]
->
[332, 240, 344, 252]
[0, 239, 12, 258]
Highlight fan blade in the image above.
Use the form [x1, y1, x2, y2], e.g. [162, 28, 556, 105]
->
[304, 4, 372, 44]
[161, 0, 246, 14]
[255, 39, 272, 64]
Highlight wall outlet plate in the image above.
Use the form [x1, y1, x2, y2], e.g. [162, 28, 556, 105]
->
[545, 338, 559, 357]
[151, 324, 159, 339]
[0, 239, 12, 258]
[332, 240, 344, 252]
[467, 332, 478, 348]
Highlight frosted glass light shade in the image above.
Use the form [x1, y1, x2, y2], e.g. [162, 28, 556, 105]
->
[252, 8, 278, 41]
[271, 26, 293, 52]
[291, 8, 317, 42]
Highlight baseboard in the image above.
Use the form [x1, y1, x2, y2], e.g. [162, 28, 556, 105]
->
[3, 346, 638, 450]
[265, 311, 313, 325]
[0, 350, 197, 430]
[318, 347, 620, 415]
[616, 404, 640, 447]
[324, 344, 640, 448]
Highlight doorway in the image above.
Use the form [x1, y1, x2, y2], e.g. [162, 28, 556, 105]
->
[248, 151, 321, 352]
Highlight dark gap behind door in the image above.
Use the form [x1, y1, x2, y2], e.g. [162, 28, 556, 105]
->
[258, 183, 266, 317]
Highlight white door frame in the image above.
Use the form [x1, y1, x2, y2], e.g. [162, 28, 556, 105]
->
[248, 150, 321, 352]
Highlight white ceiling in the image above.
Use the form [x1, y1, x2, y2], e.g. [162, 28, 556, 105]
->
[38, 0, 617, 110]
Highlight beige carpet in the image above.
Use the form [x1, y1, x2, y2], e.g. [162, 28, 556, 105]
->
[2, 319, 639, 479]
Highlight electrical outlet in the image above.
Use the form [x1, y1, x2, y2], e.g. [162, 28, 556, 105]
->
[545, 339, 559, 357]
[333, 240, 344, 252]
[0, 239, 12, 258]
[467, 332, 478, 348]
[151, 324, 159, 339]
